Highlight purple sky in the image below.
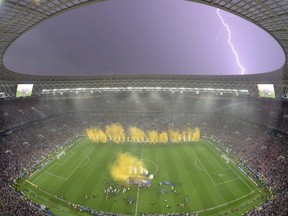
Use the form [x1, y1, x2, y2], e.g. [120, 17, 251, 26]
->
[3, 0, 285, 76]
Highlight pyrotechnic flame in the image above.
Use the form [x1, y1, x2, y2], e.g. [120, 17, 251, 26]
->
[168, 129, 182, 143]
[110, 152, 146, 182]
[159, 131, 168, 143]
[85, 124, 200, 143]
[147, 130, 159, 144]
[105, 124, 125, 143]
[192, 127, 200, 142]
[128, 126, 146, 142]
[85, 128, 107, 143]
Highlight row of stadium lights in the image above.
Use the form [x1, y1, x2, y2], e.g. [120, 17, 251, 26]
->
[0, 92, 6, 98]
[41, 87, 249, 96]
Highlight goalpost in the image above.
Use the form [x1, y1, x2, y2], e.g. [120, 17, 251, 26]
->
[221, 154, 231, 164]
[56, 151, 66, 160]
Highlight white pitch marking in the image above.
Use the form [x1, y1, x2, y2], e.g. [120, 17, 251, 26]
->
[192, 151, 217, 185]
[194, 159, 206, 172]
[193, 150, 241, 186]
[135, 144, 144, 216]
[197, 190, 255, 213]
[212, 155, 229, 170]
[55, 152, 75, 165]
[205, 140, 254, 192]
[142, 159, 159, 175]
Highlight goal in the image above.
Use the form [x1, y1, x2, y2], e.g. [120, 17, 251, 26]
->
[56, 151, 66, 160]
[221, 154, 231, 164]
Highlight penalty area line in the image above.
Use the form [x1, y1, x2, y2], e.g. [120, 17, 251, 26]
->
[55, 152, 75, 166]
[212, 155, 230, 170]
[63, 154, 91, 180]
[32, 139, 82, 183]
[192, 151, 217, 185]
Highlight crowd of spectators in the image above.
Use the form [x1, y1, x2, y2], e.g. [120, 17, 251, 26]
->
[0, 115, 86, 215]
[0, 95, 287, 215]
[0, 180, 44, 216]
[0, 94, 253, 131]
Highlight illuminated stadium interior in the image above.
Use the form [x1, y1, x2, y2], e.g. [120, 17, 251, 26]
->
[0, 0, 288, 216]
[3, 0, 285, 76]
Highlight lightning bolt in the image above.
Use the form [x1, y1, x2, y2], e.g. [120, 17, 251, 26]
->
[216, 8, 245, 75]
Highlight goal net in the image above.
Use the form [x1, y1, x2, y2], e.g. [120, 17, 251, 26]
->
[56, 151, 66, 160]
[221, 154, 231, 164]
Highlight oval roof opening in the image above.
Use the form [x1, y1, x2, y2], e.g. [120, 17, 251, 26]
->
[3, 0, 285, 76]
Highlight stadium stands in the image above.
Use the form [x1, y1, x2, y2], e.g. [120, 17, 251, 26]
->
[0, 95, 287, 215]
[0, 0, 288, 215]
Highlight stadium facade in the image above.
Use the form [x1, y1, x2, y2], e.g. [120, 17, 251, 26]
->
[0, 0, 287, 98]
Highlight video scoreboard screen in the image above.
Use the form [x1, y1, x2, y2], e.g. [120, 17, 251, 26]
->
[16, 84, 33, 97]
[257, 84, 275, 99]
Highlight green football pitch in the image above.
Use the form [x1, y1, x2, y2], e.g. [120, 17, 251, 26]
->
[17, 138, 269, 215]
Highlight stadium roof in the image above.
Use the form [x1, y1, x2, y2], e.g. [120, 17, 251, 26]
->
[0, 0, 287, 83]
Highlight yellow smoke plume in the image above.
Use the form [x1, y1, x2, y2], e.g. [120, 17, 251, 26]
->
[182, 131, 187, 142]
[128, 126, 146, 142]
[85, 128, 107, 143]
[147, 130, 159, 143]
[85, 128, 96, 141]
[192, 127, 200, 141]
[85, 124, 200, 144]
[105, 124, 125, 143]
[97, 130, 108, 143]
[186, 127, 195, 142]
[169, 129, 182, 143]
[110, 152, 146, 182]
[159, 131, 168, 143]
